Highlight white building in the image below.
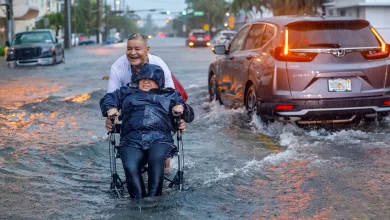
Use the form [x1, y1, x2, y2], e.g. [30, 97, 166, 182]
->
[15, 0, 64, 33]
[324, 0, 390, 42]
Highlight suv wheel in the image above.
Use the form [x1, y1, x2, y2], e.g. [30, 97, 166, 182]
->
[209, 74, 221, 103]
[245, 85, 271, 123]
[245, 85, 258, 116]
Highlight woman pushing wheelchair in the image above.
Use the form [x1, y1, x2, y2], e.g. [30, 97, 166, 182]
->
[100, 63, 194, 199]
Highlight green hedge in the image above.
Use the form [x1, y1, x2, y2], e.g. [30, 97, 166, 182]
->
[0, 47, 4, 56]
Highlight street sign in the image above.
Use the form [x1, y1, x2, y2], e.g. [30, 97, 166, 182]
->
[211, 26, 217, 32]
[193, 11, 204, 16]
[203, 24, 209, 31]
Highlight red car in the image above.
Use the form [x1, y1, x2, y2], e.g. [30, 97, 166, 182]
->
[186, 29, 211, 47]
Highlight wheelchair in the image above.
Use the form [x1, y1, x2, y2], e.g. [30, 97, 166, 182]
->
[108, 118, 185, 198]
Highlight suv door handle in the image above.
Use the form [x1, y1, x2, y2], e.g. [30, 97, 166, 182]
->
[246, 55, 253, 60]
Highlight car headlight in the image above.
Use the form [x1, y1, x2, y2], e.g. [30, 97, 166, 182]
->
[41, 47, 55, 53]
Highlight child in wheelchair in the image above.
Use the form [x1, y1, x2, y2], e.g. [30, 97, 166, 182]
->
[100, 63, 194, 199]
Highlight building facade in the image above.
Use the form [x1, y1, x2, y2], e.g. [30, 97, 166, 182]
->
[15, 0, 64, 33]
[324, 0, 390, 42]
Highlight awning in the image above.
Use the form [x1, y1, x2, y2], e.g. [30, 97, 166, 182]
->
[0, 4, 39, 20]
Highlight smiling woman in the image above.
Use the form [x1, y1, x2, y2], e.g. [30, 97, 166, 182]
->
[126, 33, 150, 72]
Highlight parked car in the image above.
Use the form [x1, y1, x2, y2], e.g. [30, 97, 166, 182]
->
[209, 16, 390, 125]
[6, 29, 64, 66]
[104, 36, 121, 45]
[77, 33, 95, 45]
[212, 30, 236, 46]
[186, 29, 211, 47]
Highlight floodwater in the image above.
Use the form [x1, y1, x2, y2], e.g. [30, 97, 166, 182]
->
[0, 38, 389, 220]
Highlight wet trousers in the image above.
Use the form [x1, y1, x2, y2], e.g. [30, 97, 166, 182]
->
[119, 143, 171, 199]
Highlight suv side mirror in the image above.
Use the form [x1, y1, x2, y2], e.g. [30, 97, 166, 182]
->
[213, 45, 227, 55]
[5, 41, 10, 47]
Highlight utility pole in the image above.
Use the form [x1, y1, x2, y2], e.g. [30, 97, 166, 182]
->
[96, 0, 101, 44]
[207, 12, 211, 37]
[5, 0, 13, 43]
[64, 0, 72, 49]
[104, 0, 108, 42]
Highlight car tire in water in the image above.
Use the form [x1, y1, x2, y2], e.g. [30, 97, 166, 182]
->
[245, 85, 258, 117]
[52, 54, 57, 65]
[209, 74, 221, 103]
[245, 84, 271, 123]
[60, 50, 65, 63]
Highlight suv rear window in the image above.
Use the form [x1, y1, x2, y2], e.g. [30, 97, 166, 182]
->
[287, 20, 380, 49]
[192, 32, 206, 37]
[222, 33, 235, 38]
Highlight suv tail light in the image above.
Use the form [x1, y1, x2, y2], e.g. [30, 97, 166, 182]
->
[189, 36, 196, 41]
[361, 28, 389, 60]
[204, 36, 210, 41]
[274, 105, 294, 111]
[270, 29, 317, 62]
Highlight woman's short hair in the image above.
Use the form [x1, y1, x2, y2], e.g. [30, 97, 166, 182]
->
[127, 33, 148, 44]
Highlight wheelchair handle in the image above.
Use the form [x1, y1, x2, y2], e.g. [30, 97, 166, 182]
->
[174, 116, 182, 131]
[109, 115, 117, 133]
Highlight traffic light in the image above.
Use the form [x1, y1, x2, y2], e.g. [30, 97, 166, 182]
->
[228, 16, 235, 29]
[182, 11, 187, 15]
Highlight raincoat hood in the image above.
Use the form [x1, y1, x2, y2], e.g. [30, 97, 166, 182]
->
[135, 64, 165, 89]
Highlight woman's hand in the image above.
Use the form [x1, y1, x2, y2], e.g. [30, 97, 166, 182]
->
[172, 105, 184, 116]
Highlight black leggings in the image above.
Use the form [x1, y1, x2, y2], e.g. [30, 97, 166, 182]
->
[119, 143, 171, 199]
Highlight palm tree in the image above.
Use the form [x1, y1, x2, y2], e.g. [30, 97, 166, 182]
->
[231, 0, 270, 19]
[230, 0, 329, 17]
[271, 0, 328, 16]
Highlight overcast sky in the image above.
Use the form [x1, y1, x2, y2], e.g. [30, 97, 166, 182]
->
[108, 0, 187, 27]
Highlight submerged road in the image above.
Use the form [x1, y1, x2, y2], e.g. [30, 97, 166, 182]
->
[0, 37, 389, 219]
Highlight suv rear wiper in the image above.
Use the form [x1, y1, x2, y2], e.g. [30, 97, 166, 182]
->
[308, 43, 341, 48]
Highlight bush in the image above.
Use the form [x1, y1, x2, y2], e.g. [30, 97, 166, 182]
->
[0, 47, 4, 56]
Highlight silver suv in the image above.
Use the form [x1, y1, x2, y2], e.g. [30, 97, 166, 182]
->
[209, 16, 390, 124]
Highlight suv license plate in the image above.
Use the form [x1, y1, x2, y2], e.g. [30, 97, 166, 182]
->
[328, 78, 352, 92]
[197, 37, 203, 41]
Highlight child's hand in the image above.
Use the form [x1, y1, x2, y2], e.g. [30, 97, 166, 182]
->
[106, 108, 119, 132]
[107, 108, 119, 118]
[172, 105, 184, 116]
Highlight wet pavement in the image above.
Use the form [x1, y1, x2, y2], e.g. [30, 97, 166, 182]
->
[0, 38, 390, 220]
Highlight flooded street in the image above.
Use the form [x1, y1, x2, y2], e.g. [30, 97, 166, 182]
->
[1, 38, 390, 219]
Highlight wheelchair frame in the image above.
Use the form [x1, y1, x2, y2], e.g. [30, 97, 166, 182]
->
[108, 122, 185, 198]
